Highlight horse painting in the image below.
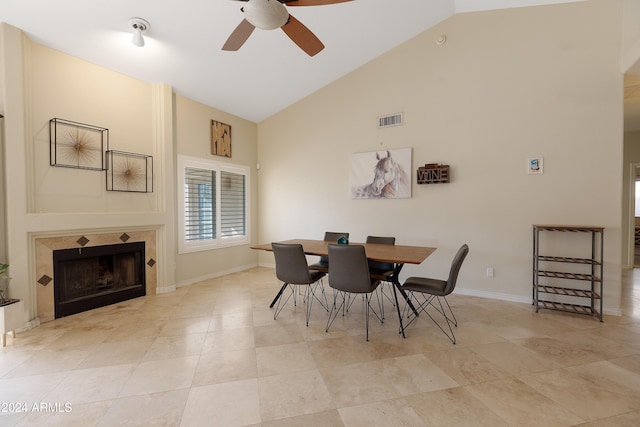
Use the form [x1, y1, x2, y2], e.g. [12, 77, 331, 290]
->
[351, 149, 411, 199]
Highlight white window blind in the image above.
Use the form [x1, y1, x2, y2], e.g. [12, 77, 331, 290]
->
[178, 155, 250, 253]
[184, 167, 216, 241]
[220, 171, 246, 237]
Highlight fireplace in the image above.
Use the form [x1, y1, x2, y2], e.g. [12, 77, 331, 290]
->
[53, 242, 146, 318]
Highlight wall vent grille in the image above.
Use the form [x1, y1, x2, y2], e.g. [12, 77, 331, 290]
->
[377, 113, 403, 128]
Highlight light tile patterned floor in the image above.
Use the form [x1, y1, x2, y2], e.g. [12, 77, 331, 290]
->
[1, 266, 639, 426]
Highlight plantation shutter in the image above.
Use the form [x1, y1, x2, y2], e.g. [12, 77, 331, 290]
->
[220, 171, 246, 237]
[184, 167, 216, 241]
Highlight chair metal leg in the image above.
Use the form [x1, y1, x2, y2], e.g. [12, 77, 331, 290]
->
[326, 291, 382, 341]
[365, 293, 370, 341]
[274, 281, 327, 326]
[310, 279, 329, 311]
[428, 296, 457, 344]
[269, 283, 288, 308]
[363, 293, 384, 341]
[326, 291, 346, 333]
[376, 281, 397, 320]
[401, 291, 457, 344]
[392, 282, 407, 338]
[442, 296, 458, 327]
[304, 284, 313, 327]
[273, 284, 294, 320]
[391, 264, 419, 317]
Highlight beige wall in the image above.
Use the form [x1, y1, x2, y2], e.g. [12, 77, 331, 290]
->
[173, 95, 259, 285]
[0, 27, 5, 266]
[30, 43, 157, 214]
[0, 0, 633, 324]
[0, 26, 177, 323]
[257, 1, 624, 312]
[0, 24, 259, 324]
[623, 0, 640, 73]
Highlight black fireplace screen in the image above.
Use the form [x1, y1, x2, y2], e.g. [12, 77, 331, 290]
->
[53, 242, 146, 318]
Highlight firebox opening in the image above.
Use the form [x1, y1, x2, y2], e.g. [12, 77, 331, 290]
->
[53, 242, 146, 318]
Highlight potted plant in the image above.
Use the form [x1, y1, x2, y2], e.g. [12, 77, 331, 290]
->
[0, 262, 22, 346]
[0, 263, 13, 306]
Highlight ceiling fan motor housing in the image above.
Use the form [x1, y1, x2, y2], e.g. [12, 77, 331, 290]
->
[243, 0, 289, 30]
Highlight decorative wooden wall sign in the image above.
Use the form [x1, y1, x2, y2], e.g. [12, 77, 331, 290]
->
[417, 163, 450, 184]
[211, 120, 232, 158]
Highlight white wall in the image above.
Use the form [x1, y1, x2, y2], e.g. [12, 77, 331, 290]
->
[257, 1, 624, 312]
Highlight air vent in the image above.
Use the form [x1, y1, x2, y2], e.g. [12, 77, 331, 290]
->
[377, 113, 403, 128]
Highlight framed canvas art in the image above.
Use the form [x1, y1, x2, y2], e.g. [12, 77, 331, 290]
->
[350, 148, 412, 199]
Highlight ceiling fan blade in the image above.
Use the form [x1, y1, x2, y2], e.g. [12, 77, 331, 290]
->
[222, 19, 256, 51]
[281, 14, 324, 57]
[282, 0, 353, 5]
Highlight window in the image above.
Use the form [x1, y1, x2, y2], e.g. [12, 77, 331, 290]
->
[178, 155, 250, 253]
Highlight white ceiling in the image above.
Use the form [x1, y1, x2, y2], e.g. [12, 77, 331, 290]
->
[1, 0, 585, 123]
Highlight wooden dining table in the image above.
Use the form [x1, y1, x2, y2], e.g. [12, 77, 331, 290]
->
[251, 239, 437, 337]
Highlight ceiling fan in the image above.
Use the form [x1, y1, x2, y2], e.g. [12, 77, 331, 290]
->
[222, 0, 353, 57]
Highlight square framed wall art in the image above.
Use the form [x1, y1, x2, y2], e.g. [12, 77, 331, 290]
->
[106, 150, 153, 193]
[49, 118, 108, 171]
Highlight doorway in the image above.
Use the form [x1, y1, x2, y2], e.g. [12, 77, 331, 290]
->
[631, 163, 640, 267]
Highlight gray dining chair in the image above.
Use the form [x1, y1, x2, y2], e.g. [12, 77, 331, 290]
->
[400, 244, 469, 344]
[326, 244, 382, 341]
[272, 242, 328, 326]
[308, 231, 349, 273]
[366, 235, 396, 319]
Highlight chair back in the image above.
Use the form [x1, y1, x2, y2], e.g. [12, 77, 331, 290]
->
[444, 244, 469, 295]
[324, 231, 349, 242]
[328, 244, 379, 294]
[319, 232, 350, 264]
[272, 242, 312, 284]
[366, 236, 395, 273]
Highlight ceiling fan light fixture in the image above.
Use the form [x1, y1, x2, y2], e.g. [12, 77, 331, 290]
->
[128, 18, 149, 47]
[243, 0, 289, 30]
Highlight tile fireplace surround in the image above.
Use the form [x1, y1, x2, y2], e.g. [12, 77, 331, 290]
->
[35, 230, 157, 323]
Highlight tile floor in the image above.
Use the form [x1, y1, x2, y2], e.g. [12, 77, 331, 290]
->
[1, 267, 639, 426]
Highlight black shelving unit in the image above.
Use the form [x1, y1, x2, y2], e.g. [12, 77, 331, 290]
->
[533, 225, 604, 321]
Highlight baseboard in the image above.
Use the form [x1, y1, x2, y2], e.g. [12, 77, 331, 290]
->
[451, 287, 622, 317]
[175, 262, 260, 288]
[16, 316, 40, 333]
[156, 285, 177, 294]
[455, 287, 531, 304]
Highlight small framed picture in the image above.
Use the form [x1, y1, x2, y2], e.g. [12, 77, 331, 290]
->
[211, 120, 232, 158]
[527, 157, 543, 175]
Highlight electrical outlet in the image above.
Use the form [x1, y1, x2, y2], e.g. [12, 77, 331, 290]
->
[486, 267, 494, 278]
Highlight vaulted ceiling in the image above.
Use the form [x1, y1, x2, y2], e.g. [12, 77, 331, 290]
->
[1, 0, 592, 123]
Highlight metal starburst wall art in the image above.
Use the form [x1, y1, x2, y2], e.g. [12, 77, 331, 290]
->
[49, 118, 108, 170]
[106, 150, 153, 193]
